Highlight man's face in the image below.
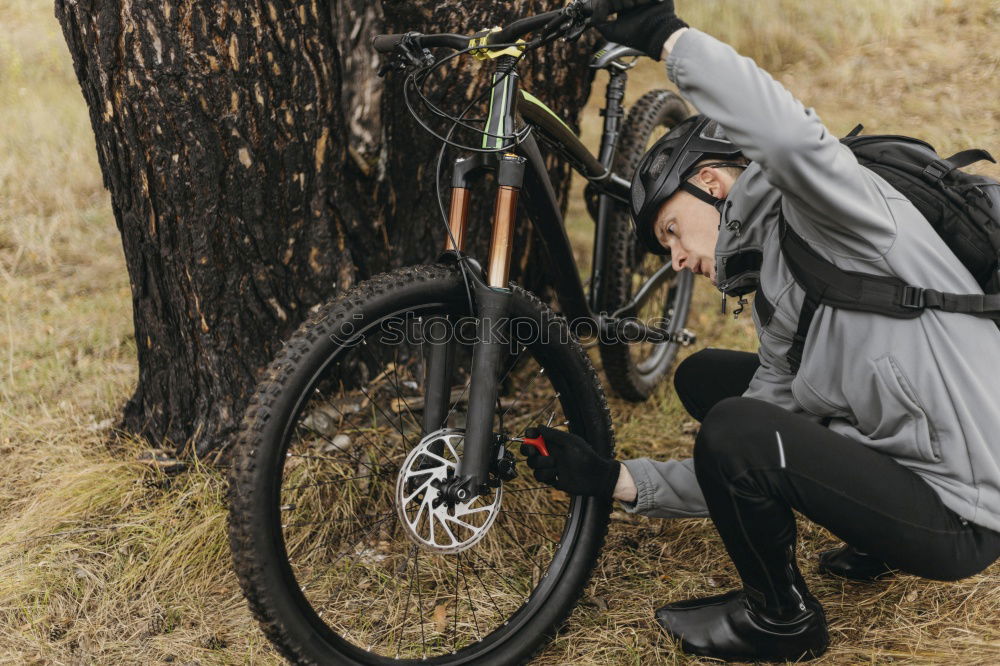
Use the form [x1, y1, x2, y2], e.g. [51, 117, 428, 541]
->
[653, 188, 723, 283]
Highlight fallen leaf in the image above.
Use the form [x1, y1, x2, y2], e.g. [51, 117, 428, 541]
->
[433, 602, 449, 633]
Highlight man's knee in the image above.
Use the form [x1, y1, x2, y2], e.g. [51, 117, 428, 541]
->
[694, 397, 773, 469]
[673, 350, 716, 421]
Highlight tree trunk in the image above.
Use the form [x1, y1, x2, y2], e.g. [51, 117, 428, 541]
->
[55, 0, 597, 458]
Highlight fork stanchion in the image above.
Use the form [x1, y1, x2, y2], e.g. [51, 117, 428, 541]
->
[486, 153, 527, 288]
[445, 187, 471, 252]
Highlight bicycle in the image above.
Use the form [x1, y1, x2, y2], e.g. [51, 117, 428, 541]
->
[228, 1, 694, 663]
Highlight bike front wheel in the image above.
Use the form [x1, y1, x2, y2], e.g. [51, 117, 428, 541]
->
[228, 264, 614, 665]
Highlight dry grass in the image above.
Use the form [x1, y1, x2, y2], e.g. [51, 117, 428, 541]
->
[2, 0, 999, 663]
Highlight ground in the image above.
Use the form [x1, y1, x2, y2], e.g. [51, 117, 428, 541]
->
[1, 0, 999, 663]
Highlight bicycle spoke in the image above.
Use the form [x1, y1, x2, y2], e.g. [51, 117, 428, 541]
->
[295, 514, 395, 589]
[358, 382, 415, 449]
[495, 518, 541, 588]
[501, 512, 558, 545]
[360, 340, 422, 436]
[283, 512, 391, 530]
[298, 378, 406, 468]
[500, 509, 569, 518]
[442, 376, 472, 426]
[284, 472, 391, 492]
[465, 549, 510, 620]
[466, 547, 524, 600]
[415, 548, 426, 658]
[453, 550, 461, 651]
[496, 345, 529, 403]
[518, 392, 562, 430]
[390, 346, 424, 427]
[459, 551, 483, 642]
[293, 423, 391, 475]
[500, 364, 545, 421]
[395, 545, 417, 659]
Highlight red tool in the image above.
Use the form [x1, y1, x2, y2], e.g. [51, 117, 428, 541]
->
[520, 433, 549, 457]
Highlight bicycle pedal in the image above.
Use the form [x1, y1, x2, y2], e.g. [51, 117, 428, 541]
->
[675, 328, 697, 346]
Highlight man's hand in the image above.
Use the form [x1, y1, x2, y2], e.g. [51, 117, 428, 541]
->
[592, 0, 688, 60]
[520, 426, 621, 499]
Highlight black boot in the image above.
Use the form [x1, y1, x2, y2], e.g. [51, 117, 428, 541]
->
[686, 416, 835, 661]
[818, 543, 895, 582]
[655, 587, 829, 663]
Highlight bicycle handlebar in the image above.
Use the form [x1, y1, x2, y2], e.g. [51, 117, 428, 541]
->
[372, 0, 663, 53]
[372, 1, 665, 56]
[372, 32, 469, 54]
[371, 10, 562, 56]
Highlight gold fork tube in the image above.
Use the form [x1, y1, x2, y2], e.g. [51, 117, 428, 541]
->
[445, 187, 471, 252]
[486, 185, 519, 288]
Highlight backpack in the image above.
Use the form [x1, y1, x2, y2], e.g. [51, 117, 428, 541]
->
[779, 126, 1000, 373]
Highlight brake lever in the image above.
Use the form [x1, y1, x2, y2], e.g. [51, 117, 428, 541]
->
[560, 0, 595, 42]
[564, 22, 589, 42]
[377, 32, 436, 77]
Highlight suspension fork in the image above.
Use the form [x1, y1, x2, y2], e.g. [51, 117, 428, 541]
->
[455, 154, 525, 498]
[423, 54, 526, 501]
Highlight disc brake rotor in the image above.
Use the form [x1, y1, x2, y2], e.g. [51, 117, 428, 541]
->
[395, 430, 502, 554]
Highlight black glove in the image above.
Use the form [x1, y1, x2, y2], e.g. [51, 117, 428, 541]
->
[593, 0, 688, 60]
[520, 426, 621, 498]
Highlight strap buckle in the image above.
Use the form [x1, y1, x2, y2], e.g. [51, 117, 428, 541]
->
[922, 160, 952, 183]
[901, 286, 925, 309]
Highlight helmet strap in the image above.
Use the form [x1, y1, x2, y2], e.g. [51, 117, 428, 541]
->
[679, 162, 748, 213]
[680, 181, 728, 213]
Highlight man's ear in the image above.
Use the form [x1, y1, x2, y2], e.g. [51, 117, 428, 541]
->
[696, 166, 722, 197]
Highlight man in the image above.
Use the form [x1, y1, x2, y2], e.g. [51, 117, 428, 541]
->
[522, 1, 1000, 662]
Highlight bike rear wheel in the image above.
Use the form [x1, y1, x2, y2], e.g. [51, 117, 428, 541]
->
[597, 89, 694, 402]
[228, 264, 614, 665]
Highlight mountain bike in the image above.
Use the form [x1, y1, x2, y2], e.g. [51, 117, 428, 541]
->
[228, 1, 693, 663]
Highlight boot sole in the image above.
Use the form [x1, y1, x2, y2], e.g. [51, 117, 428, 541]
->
[679, 638, 829, 663]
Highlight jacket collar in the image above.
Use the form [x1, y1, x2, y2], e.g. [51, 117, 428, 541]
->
[714, 163, 781, 297]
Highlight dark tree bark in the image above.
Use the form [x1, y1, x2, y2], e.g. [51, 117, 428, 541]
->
[55, 0, 597, 458]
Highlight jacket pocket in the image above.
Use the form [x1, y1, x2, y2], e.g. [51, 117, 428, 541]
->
[859, 355, 941, 463]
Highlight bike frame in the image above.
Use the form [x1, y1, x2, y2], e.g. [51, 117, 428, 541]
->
[427, 42, 679, 502]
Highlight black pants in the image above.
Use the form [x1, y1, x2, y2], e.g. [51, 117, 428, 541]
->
[673, 349, 1000, 601]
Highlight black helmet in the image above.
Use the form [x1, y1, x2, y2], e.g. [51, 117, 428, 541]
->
[631, 115, 744, 255]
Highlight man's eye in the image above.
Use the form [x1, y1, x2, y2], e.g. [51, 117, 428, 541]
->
[667, 224, 677, 236]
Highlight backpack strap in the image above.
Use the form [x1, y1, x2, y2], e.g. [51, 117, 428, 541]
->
[943, 149, 997, 170]
[779, 213, 1000, 372]
[918, 289, 1000, 317]
[779, 216, 925, 317]
[919, 149, 996, 184]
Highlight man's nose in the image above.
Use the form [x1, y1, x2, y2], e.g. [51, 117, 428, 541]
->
[671, 249, 686, 272]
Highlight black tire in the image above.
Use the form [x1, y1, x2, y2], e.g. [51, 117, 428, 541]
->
[597, 89, 695, 402]
[228, 264, 614, 665]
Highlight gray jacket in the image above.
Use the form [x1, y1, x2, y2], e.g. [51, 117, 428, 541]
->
[621, 29, 1000, 533]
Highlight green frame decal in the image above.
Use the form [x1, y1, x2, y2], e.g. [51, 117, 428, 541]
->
[519, 90, 576, 136]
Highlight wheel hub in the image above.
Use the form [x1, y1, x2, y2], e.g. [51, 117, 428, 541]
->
[395, 429, 503, 554]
